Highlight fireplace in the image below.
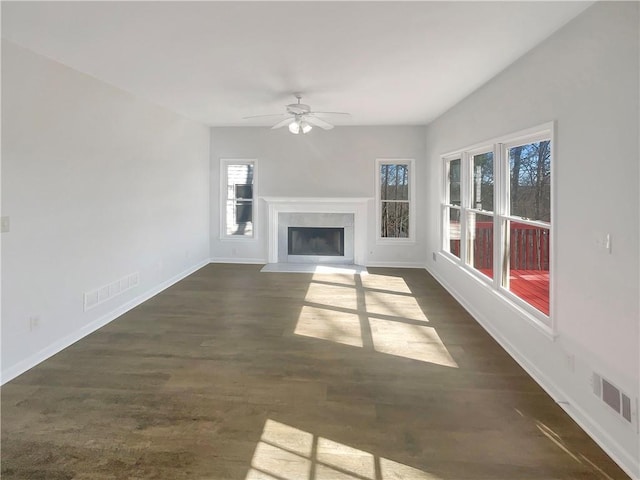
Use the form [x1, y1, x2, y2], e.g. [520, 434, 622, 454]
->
[262, 197, 371, 265]
[288, 227, 345, 257]
[279, 213, 353, 264]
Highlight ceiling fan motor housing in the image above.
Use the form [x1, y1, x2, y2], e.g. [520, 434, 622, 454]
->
[287, 103, 311, 115]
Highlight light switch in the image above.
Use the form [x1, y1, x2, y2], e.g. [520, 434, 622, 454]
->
[0, 216, 9, 233]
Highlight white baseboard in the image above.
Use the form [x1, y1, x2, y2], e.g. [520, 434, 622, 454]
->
[366, 261, 427, 269]
[1, 259, 209, 385]
[426, 266, 640, 480]
[210, 257, 267, 265]
[210, 259, 428, 269]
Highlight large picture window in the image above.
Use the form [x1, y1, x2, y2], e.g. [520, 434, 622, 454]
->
[376, 159, 415, 242]
[221, 159, 256, 238]
[441, 127, 552, 324]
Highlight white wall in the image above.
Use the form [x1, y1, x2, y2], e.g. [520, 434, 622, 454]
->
[210, 127, 426, 267]
[425, 2, 639, 477]
[1, 41, 211, 382]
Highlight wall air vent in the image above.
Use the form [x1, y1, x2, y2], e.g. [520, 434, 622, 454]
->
[84, 272, 140, 311]
[592, 372, 637, 429]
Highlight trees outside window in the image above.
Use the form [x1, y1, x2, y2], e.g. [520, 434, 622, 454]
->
[377, 159, 415, 242]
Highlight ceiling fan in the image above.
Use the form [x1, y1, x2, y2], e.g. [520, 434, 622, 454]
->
[243, 95, 350, 134]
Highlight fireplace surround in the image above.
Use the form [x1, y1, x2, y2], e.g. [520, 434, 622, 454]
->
[262, 197, 371, 265]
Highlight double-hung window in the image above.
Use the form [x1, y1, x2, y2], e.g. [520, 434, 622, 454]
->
[443, 157, 462, 258]
[221, 159, 256, 238]
[376, 159, 415, 242]
[466, 150, 495, 279]
[441, 126, 552, 323]
[501, 137, 551, 315]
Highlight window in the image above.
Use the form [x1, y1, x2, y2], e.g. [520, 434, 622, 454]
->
[376, 159, 415, 242]
[441, 126, 552, 323]
[502, 138, 551, 316]
[221, 159, 256, 238]
[466, 150, 494, 279]
[443, 157, 461, 258]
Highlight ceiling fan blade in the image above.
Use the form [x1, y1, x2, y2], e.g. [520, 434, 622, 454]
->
[271, 117, 295, 129]
[242, 113, 287, 120]
[309, 111, 351, 117]
[305, 116, 334, 130]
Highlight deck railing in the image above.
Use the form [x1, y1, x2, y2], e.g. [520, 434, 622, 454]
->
[450, 222, 550, 271]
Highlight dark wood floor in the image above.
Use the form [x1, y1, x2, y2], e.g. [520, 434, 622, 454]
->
[1, 264, 629, 479]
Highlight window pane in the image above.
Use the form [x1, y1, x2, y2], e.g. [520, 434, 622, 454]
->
[226, 200, 253, 236]
[448, 159, 461, 206]
[381, 201, 409, 238]
[504, 221, 550, 315]
[471, 152, 494, 212]
[381, 164, 409, 201]
[446, 207, 461, 258]
[235, 184, 253, 199]
[226, 163, 254, 236]
[467, 212, 493, 279]
[227, 164, 254, 199]
[509, 141, 551, 222]
[235, 201, 252, 223]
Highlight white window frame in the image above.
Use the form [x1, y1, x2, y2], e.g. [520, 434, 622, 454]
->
[464, 146, 496, 283]
[496, 132, 552, 320]
[376, 158, 415, 244]
[220, 158, 257, 241]
[439, 123, 554, 334]
[442, 155, 463, 258]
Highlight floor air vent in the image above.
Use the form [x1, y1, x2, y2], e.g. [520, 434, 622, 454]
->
[592, 372, 636, 427]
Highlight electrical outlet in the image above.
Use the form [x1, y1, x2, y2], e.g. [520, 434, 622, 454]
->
[565, 352, 575, 373]
[0, 216, 10, 233]
[432, 252, 437, 261]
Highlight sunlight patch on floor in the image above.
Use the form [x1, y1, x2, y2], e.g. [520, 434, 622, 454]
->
[369, 318, 458, 367]
[536, 421, 582, 464]
[295, 306, 363, 348]
[246, 419, 443, 480]
[317, 437, 375, 478]
[516, 411, 612, 478]
[360, 273, 412, 294]
[294, 273, 458, 368]
[364, 290, 428, 322]
[305, 282, 358, 310]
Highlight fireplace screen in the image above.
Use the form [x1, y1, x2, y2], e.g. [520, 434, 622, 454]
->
[288, 227, 345, 256]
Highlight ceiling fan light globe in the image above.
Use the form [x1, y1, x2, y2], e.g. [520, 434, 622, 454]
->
[288, 121, 300, 134]
[301, 121, 312, 134]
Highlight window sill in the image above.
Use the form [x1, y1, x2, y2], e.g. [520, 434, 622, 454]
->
[376, 237, 415, 246]
[219, 235, 257, 242]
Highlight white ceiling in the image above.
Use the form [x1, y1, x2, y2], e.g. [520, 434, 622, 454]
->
[2, 1, 592, 127]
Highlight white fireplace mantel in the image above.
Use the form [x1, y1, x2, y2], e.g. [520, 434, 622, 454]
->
[261, 197, 372, 265]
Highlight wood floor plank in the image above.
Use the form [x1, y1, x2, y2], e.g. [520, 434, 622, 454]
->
[1, 264, 629, 479]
